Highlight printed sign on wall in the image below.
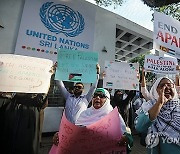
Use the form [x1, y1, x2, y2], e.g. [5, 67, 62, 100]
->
[144, 54, 178, 74]
[0, 54, 53, 93]
[55, 49, 98, 83]
[103, 61, 139, 90]
[49, 108, 126, 154]
[15, 0, 96, 62]
[153, 11, 180, 58]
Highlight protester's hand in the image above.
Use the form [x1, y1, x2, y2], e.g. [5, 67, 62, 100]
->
[158, 85, 172, 105]
[175, 74, 180, 86]
[141, 67, 146, 78]
[49, 62, 58, 74]
[141, 67, 146, 87]
[117, 135, 128, 146]
[41, 99, 48, 110]
[0, 92, 14, 98]
[101, 71, 106, 79]
[176, 65, 180, 71]
[52, 132, 59, 146]
[96, 63, 100, 74]
[126, 127, 131, 134]
[137, 72, 140, 80]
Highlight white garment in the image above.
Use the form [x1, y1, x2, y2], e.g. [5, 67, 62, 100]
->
[149, 76, 178, 100]
[75, 89, 126, 133]
[123, 93, 128, 100]
[133, 97, 146, 113]
[56, 75, 99, 124]
[141, 86, 151, 101]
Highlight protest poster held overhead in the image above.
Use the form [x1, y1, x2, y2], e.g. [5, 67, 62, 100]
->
[103, 61, 139, 90]
[144, 54, 178, 74]
[55, 49, 98, 83]
[0, 54, 53, 93]
[153, 11, 180, 58]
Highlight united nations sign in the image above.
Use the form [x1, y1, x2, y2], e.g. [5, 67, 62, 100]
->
[40, 2, 85, 37]
[15, 0, 95, 61]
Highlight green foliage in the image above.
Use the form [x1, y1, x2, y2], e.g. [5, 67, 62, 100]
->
[94, 0, 179, 21]
[129, 54, 145, 68]
[154, 3, 180, 21]
[94, 0, 124, 7]
[129, 52, 156, 83]
[141, 0, 180, 8]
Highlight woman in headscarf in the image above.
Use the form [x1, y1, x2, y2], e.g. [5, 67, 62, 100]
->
[53, 88, 133, 153]
[135, 77, 180, 154]
[76, 88, 133, 153]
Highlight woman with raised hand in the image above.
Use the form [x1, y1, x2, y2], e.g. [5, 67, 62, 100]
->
[140, 67, 151, 101]
[135, 76, 180, 154]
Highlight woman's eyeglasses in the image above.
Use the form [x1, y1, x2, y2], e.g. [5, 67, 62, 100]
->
[93, 93, 106, 98]
[74, 86, 83, 89]
[158, 83, 174, 88]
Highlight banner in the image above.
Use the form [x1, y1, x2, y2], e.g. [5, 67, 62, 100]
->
[0, 54, 53, 93]
[49, 107, 126, 154]
[103, 61, 139, 90]
[55, 49, 98, 83]
[15, 0, 96, 62]
[144, 54, 178, 74]
[153, 11, 180, 58]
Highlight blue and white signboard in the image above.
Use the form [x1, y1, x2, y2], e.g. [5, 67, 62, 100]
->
[15, 0, 96, 62]
[55, 49, 98, 83]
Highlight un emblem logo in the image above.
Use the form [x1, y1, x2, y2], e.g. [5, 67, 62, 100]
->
[39, 2, 85, 37]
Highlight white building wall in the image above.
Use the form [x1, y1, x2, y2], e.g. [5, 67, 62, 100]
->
[93, 7, 116, 68]
[115, 14, 153, 40]
[0, 0, 24, 54]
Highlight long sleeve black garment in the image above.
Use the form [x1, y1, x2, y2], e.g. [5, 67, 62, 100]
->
[115, 90, 136, 126]
[0, 93, 47, 154]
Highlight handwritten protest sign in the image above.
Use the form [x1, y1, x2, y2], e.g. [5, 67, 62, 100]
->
[55, 49, 98, 83]
[103, 61, 139, 90]
[144, 54, 178, 74]
[0, 54, 53, 93]
[49, 107, 126, 154]
[153, 11, 180, 58]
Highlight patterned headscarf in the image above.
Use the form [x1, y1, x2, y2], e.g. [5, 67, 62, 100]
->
[142, 77, 180, 148]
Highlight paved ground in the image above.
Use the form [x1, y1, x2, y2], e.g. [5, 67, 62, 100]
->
[131, 135, 146, 154]
[39, 133, 54, 154]
[39, 133, 147, 154]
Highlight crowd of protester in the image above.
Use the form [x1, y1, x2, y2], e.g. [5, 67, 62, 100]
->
[1, 62, 180, 154]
